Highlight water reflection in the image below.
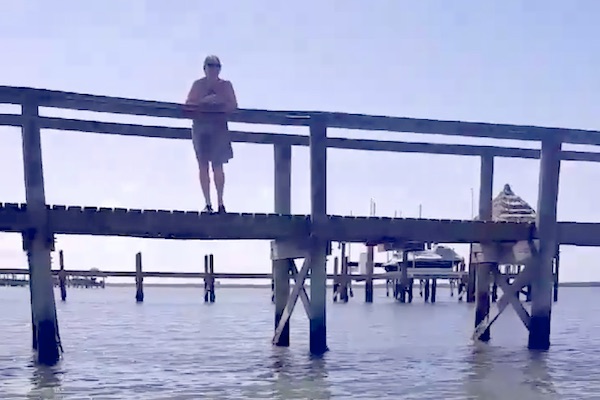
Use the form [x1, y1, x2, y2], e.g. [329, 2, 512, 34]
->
[462, 344, 559, 400]
[521, 351, 558, 397]
[27, 357, 63, 399]
[265, 348, 332, 399]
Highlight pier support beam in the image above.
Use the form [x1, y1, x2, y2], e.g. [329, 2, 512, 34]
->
[21, 97, 61, 365]
[135, 252, 144, 302]
[474, 154, 494, 342]
[273, 143, 292, 346]
[365, 244, 374, 303]
[58, 250, 67, 301]
[339, 243, 349, 302]
[529, 137, 561, 350]
[309, 116, 328, 355]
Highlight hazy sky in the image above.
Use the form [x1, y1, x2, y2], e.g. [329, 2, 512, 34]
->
[1, 0, 600, 283]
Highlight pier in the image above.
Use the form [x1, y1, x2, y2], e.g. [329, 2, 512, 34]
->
[2, 85, 600, 365]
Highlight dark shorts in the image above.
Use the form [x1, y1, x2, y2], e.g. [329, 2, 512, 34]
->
[192, 120, 233, 165]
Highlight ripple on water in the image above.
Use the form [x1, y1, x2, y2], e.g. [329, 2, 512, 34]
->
[1, 286, 600, 399]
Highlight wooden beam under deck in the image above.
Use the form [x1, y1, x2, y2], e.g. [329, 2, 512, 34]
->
[0, 202, 533, 243]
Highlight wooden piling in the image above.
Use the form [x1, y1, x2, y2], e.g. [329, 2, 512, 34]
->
[466, 245, 476, 303]
[58, 250, 67, 301]
[431, 279, 437, 303]
[135, 252, 144, 302]
[553, 246, 560, 302]
[309, 116, 328, 355]
[332, 257, 339, 302]
[365, 245, 374, 303]
[273, 143, 292, 346]
[529, 137, 561, 350]
[209, 254, 215, 302]
[339, 243, 349, 302]
[21, 96, 61, 365]
[475, 154, 494, 342]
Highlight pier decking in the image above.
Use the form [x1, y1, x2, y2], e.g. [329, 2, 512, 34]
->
[3, 85, 600, 365]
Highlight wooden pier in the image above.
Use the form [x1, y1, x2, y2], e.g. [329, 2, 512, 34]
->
[2, 85, 600, 365]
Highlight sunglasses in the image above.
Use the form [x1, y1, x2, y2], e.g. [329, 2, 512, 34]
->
[205, 63, 221, 68]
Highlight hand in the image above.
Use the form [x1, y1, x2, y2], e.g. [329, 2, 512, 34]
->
[182, 103, 198, 117]
[202, 94, 219, 104]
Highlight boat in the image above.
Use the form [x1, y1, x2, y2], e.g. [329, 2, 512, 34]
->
[380, 245, 464, 272]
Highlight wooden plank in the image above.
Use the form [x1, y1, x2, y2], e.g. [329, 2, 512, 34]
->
[0, 113, 21, 127]
[4, 86, 600, 145]
[0, 204, 531, 243]
[3, 203, 600, 245]
[23, 116, 600, 163]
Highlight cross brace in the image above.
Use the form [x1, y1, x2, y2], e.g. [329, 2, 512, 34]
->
[473, 264, 531, 340]
[272, 257, 312, 344]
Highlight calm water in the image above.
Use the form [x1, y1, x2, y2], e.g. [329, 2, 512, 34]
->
[1, 286, 600, 399]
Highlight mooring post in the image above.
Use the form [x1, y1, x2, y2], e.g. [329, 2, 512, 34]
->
[333, 256, 339, 302]
[208, 254, 215, 302]
[399, 250, 408, 303]
[203, 254, 209, 302]
[475, 154, 494, 342]
[135, 252, 144, 302]
[365, 244, 374, 303]
[21, 95, 61, 365]
[58, 250, 67, 301]
[273, 143, 292, 346]
[431, 279, 437, 303]
[466, 244, 476, 303]
[529, 137, 561, 350]
[553, 246, 560, 302]
[309, 115, 329, 355]
[340, 243, 349, 302]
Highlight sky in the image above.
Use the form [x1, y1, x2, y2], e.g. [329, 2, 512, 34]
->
[1, 0, 600, 283]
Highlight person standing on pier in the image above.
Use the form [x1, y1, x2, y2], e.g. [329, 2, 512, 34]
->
[185, 55, 238, 214]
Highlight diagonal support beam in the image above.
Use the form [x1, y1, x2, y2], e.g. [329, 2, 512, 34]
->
[289, 259, 312, 319]
[492, 266, 531, 329]
[473, 261, 534, 340]
[272, 257, 310, 344]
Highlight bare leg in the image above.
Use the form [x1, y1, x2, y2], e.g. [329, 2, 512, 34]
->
[199, 161, 211, 207]
[212, 163, 225, 207]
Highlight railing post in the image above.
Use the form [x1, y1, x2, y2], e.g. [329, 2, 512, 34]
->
[529, 137, 561, 350]
[21, 95, 61, 365]
[309, 115, 328, 355]
[475, 154, 494, 342]
[273, 143, 292, 346]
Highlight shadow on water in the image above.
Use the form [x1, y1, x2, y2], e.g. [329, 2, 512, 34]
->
[462, 344, 559, 400]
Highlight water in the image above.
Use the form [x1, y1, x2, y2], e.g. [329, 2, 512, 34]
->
[1, 286, 600, 399]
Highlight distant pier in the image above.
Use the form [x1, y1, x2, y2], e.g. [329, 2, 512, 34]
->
[2, 85, 600, 365]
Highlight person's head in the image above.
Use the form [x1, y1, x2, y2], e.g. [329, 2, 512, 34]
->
[203, 55, 221, 80]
